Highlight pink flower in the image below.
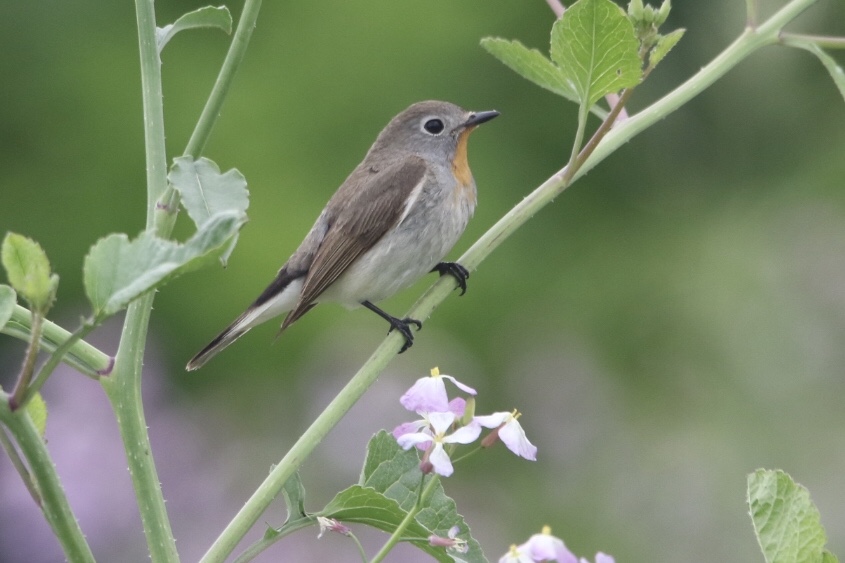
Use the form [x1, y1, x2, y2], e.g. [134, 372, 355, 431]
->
[316, 517, 350, 538]
[395, 411, 481, 476]
[400, 367, 477, 413]
[499, 526, 579, 563]
[429, 525, 468, 554]
[475, 410, 537, 460]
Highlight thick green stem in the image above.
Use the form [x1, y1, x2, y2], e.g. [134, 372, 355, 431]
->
[102, 293, 178, 562]
[102, 0, 266, 559]
[136, 0, 168, 229]
[200, 1, 821, 560]
[0, 392, 95, 562]
[101, 0, 179, 560]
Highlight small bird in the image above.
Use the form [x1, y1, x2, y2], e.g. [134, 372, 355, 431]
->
[186, 100, 498, 370]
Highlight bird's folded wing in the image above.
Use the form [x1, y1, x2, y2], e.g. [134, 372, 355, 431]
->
[281, 156, 429, 329]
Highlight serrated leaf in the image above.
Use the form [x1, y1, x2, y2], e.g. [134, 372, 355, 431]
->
[649, 28, 685, 69]
[2, 233, 57, 312]
[747, 469, 830, 563]
[282, 471, 307, 521]
[354, 431, 486, 562]
[156, 5, 233, 53]
[788, 41, 845, 104]
[481, 38, 579, 102]
[550, 0, 643, 107]
[168, 156, 249, 266]
[83, 211, 245, 319]
[0, 285, 15, 329]
[26, 392, 48, 437]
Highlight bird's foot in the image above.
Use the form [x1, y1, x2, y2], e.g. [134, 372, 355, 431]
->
[362, 301, 423, 353]
[432, 261, 470, 295]
[388, 316, 423, 353]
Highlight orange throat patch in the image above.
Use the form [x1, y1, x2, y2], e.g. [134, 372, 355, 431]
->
[451, 127, 477, 205]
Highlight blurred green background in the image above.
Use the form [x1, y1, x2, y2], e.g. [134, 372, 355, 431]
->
[2, 0, 845, 561]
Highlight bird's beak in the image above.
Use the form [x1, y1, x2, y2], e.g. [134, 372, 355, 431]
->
[461, 110, 500, 129]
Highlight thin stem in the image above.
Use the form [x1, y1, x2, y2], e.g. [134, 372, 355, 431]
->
[349, 531, 368, 562]
[545, 0, 565, 19]
[781, 33, 845, 49]
[370, 475, 440, 563]
[566, 105, 590, 175]
[231, 517, 316, 563]
[184, 0, 264, 158]
[0, 392, 95, 562]
[9, 310, 44, 410]
[19, 322, 98, 408]
[0, 424, 41, 505]
[155, 0, 265, 234]
[746, 0, 760, 28]
[1, 304, 111, 377]
[201, 1, 821, 559]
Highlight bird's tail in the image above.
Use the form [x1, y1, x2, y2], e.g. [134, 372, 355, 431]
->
[185, 312, 254, 371]
[185, 268, 306, 371]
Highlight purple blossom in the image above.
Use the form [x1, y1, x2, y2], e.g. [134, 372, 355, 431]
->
[395, 411, 481, 476]
[476, 410, 537, 461]
[400, 367, 477, 413]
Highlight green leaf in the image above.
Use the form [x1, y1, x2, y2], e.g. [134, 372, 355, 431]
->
[356, 431, 486, 562]
[282, 471, 307, 521]
[480, 38, 579, 102]
[747, 469, 832, 563]
[321, 485, 431, 538]
[26, 392, 48, 437]
[83, 211, 245, 319]
[550, 0, 643, 107]
[2, 233, 58, 312]
[0, 285, 15, 329]
[649, 28, 686, 69]
[788, 41, 845, 104]
[168, 156, 249, 266]
[822, 551, 840, 563]
[156, 6, 233, 53]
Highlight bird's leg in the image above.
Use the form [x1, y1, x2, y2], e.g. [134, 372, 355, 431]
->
[431, 261, 470, 296]
[362, 300, 422, 353]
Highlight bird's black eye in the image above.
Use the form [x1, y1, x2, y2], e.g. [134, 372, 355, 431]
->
[423, 118, 445, 135]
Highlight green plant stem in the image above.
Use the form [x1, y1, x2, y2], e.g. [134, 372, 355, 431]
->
[781, 33, 845, 49]
[370, 475, 439, 563]
[155, 0, 264, 233]
[9, 309, 44, 410]
[185, 0, 263, 158]
[746, 0, 759, 27]
[231, 517, 316, 563]
[1, 305, 111, 377]
[20, 322, 98, 409]
[0, 392, 95, 562]
[100, 0, 180, 560]
[0, 424, 41, 504]
[102, 0, 265, 559]
[201, 1, 820, 560]
[136, 0, 168, 230]
[349, 531, 368, 562]
[102, 294, 178, 562]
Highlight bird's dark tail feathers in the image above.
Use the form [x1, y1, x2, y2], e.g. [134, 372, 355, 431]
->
[185, 318, 251, 371]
